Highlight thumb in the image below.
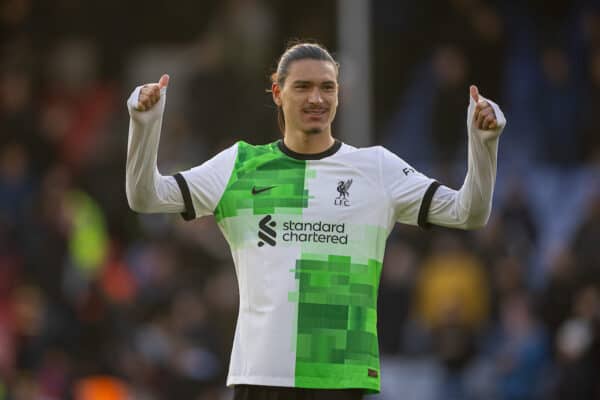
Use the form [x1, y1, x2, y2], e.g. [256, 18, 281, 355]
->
[470, 84, 479, 102]
[158, 74, 170, 89]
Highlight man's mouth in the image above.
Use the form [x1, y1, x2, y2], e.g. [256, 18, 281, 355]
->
[303, 108, 328, 116]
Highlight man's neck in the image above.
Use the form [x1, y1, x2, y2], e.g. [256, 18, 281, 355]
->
[283, 130, 335, 154]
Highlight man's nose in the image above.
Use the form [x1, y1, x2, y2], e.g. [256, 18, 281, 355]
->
[308, 87, 323, 103]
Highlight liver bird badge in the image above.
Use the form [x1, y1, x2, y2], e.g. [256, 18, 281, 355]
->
[336, 179, 353, 199]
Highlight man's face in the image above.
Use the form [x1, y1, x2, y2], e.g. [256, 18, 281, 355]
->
[273, 59, 339, 135]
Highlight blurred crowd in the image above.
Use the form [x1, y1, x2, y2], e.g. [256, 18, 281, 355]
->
[1, 0, 599, 399]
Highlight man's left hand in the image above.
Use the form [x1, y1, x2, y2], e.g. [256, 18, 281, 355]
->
[470, 85, 498, 130]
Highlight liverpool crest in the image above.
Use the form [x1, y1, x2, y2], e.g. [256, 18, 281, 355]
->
[335, 179, 352, 207]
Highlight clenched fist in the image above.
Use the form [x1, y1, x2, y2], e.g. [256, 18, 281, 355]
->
[470, 85, 498, 130]
[135, 74, 169, 112]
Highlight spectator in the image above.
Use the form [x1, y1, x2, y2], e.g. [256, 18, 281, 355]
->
[553, 284, 600, 399]
[537, 46, 581, 166]
[490, 292, 551, 400]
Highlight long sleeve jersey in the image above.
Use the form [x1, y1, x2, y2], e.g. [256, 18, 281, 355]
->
[125, 85, 505, 392]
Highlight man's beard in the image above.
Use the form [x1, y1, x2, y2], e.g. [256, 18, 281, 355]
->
[303, 127, 323, 135]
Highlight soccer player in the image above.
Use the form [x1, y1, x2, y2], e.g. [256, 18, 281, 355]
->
[126, 42, 506, 400]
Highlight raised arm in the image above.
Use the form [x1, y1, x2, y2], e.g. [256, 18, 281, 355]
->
[427, 85, 506, 229]
[125, 74, 185, 213]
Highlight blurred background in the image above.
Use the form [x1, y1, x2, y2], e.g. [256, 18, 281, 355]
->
[1, 0, 600, 399]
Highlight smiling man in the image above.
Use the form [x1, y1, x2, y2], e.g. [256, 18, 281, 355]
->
[273, 56, 338, 144]
[125, 42, 506, 400]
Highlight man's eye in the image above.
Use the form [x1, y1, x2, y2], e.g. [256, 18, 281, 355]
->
[323, 85, 336, 91]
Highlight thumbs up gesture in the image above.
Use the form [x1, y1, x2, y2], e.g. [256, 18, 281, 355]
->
[470, 85, 499, 130]
[135, 74, 169, 112]
[467, 84, 506, 142]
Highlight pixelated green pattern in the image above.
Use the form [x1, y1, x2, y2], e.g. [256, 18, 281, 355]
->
[291, 254, 383, 390]
[299, 224, 388, 266]
[214, 141, 309, 222]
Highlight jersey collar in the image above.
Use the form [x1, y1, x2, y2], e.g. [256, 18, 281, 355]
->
[277, 139, 342, 160]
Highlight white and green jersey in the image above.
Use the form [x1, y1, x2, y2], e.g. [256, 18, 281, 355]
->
[173, 140, 438, 392]
[125, 86, 505, 393]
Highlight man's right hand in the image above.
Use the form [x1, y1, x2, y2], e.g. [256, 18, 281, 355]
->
[135, 74, 169, 111]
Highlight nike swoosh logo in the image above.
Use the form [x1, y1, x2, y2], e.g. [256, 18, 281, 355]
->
[252, 186, 276, 195]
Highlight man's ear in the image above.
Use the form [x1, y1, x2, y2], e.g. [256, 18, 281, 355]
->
[272, 83, 282, 106]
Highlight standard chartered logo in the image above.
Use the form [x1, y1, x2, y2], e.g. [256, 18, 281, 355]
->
[257, 215, 348, 247]
[257, 215, 277, 247]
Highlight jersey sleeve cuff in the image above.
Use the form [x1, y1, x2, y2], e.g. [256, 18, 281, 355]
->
[173, 173, 196, 221]
[418, 181, 441, 229]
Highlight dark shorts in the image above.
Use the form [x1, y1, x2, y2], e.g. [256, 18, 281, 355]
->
[233, 385, 364, 400]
